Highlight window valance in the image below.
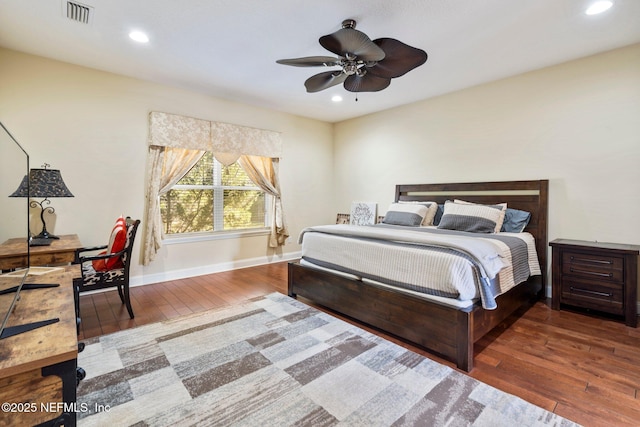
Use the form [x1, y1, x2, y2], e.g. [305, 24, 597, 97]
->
[148, 111, 282, 158]
[142, 111, 288, 265]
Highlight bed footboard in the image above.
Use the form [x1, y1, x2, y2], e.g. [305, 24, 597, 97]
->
[288, 262, 541, 372]
[288, 262, 475, 371]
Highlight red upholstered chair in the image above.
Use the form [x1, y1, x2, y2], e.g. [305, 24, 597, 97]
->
[73, 217, 140, 319]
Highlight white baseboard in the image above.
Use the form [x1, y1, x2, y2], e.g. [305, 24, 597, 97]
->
[130, 251, 302, 288]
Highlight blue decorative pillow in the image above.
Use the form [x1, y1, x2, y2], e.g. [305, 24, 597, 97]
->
[433, 204, 444, 226]
[501, 208, 531, 233]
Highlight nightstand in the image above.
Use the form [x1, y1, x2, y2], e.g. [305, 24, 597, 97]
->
[550, 239, 640, 327]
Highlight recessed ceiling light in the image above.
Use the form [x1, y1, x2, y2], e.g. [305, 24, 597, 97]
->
[331, 95, 343, 103]
[129, 30, 149, 43]
[585, 1, 613, 15]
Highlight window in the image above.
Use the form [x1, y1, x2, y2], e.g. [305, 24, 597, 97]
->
[160, 152, 269, 235]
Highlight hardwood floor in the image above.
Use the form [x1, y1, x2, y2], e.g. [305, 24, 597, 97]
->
[77, 262, 640, 427]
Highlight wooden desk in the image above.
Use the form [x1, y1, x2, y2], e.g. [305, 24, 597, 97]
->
[0, 268, 78, 426]
[0, 234, 82, 271]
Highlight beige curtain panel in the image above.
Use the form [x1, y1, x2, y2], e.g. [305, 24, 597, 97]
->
[238, 155, 289, 247]
[143, 111, 286, 264]
[142, 147, 205, 265]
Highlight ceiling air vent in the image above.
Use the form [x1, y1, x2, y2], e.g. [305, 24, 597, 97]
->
[63, 0, 93, 25]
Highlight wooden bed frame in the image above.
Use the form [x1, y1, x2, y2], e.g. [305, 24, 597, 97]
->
[288, 180, 549, 372]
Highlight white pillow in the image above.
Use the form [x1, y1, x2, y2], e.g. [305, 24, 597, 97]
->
[437, 200, 506, 233]
[399, 201, 438, 226]
[382, 203, 428, 227]
[453, 199, 507, 232]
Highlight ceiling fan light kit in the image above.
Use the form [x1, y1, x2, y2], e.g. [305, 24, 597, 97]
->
[277, 19, 427, 93]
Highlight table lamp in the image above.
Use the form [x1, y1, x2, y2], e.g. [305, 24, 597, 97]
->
[9, 163, 74, 241]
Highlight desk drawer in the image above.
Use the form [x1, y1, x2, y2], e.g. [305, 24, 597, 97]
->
[562, 251, 623, 282]
[30, 252, 75, 266]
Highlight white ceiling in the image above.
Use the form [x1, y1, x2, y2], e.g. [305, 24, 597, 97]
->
[1, 0, 639, 123]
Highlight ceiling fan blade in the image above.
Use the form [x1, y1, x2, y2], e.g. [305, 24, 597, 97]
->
[367, 38, 428, 79]
[276, 56, 341, 67]
[343, 72, 391, 93]
[304, 71, 348, 93]
[319, 28, 385, 62]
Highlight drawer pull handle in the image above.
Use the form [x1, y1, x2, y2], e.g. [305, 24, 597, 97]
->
[569, 268, 613, 278]
[569, 287, 612, 298]
[570, 256, 612, 265]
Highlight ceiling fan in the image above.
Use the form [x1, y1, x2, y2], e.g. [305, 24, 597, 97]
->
[276, 19, 428, 93]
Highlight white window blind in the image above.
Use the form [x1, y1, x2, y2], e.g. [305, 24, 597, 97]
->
[160, 153, 269, 235]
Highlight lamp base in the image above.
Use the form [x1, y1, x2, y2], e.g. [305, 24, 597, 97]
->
[29, 232, 57, 246]
[30, 198, 62, 241]
[33, 230, 60, 240]
[29, 238, 53, 247]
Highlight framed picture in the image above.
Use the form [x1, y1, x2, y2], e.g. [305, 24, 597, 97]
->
[350, 202, 377, 226]
[336, 213, 350, 224]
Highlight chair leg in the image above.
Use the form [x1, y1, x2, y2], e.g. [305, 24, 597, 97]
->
[123, 285, 134, 319]
[117, 284, 125, 304]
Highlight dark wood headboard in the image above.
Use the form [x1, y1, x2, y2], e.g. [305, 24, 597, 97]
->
[395, 180, 549, 288]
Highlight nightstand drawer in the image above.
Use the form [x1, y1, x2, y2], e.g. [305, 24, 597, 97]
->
[562, 252, 623, 282]
[561, 279, 623, 314]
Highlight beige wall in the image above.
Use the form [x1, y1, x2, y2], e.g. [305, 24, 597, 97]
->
[2, 44, 639, 297]
[333, 43, 640, 295]
[0, 48, 334, 284]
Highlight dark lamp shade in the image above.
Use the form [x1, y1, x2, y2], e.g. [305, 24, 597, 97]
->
[9, 168, 74, 198]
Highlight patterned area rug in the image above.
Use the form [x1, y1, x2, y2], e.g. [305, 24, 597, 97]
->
[77, 293, 579, 426]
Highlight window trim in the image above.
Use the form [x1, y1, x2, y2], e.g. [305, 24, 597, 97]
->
[162, 227, 271, 245]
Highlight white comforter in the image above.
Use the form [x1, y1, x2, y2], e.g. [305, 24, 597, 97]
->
[299, 224, 541, 309]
